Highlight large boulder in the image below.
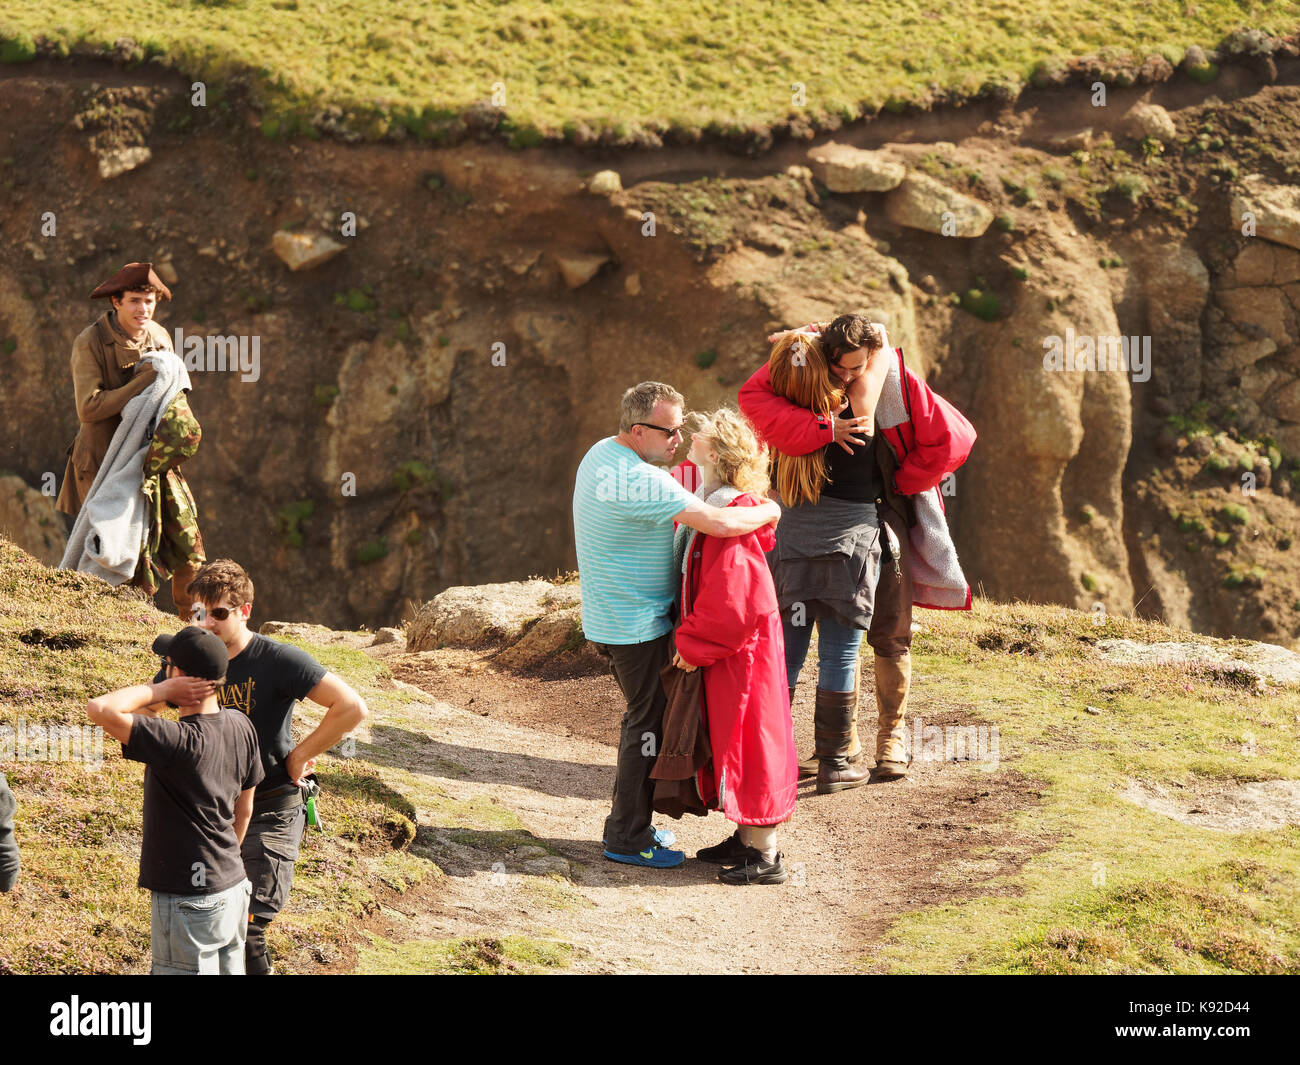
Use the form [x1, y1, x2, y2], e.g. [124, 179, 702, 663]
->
[555, 252, 611, 289]
[587, 170, 623, 197]
[1123, 102, 1176, 142]
[1097, 638, 1300, 687]
[1231, 175, 1300, 250]
[98, 145, 152, 180]
[271, 230, 347, 272]
[306, 318, 463, 625]
[884, 172, 993, 237]
[495, 605, 602, 670]
[407, 579, 581, 651]
[258, 620, 370, 648]
[806, 142, 905, 193]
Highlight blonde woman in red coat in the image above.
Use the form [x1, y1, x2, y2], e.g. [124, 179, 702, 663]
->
[671, 409, 798, 885]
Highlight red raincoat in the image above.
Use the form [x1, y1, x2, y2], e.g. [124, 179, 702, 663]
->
[674, 493, 798, 826]
[737, 348, 976, 495]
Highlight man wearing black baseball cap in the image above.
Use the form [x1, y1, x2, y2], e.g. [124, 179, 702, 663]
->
[88, 626, 264, 974]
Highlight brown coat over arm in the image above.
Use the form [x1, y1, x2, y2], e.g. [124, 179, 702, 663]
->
[54, 312, 171, 517]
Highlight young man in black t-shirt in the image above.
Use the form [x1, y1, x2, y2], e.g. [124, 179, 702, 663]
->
[88, 625, 263, 974]
[176, 559, 369, 975]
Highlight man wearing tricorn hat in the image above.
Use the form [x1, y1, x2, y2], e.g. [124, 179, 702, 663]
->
[55, 262, 206, 619]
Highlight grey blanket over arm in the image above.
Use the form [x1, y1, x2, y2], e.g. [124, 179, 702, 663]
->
[59, 351, 192, 584]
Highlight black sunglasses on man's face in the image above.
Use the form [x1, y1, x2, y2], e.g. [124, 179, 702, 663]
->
[634, 422, 684, 440]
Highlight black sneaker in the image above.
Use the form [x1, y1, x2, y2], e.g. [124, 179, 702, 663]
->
[695, 829, 750, 865]
[719, 850, 789, 885]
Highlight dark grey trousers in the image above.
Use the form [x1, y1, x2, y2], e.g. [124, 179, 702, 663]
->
[241, 804, 306, 924]
[594, 633, 672, 855]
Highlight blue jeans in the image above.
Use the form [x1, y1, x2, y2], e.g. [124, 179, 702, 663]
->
[150, 878, 251, 975]
[782, 612, 864, 693]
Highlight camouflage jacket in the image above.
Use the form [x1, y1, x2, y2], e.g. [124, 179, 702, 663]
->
[137, 391, 206, 595]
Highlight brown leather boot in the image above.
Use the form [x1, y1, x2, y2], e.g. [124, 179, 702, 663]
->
[870, 652, 911, 782]
[815, 687, 870, 794]
[799, 675, 864, 779]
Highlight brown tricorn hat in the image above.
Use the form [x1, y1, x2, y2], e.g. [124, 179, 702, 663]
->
[89, 262, 173, 302]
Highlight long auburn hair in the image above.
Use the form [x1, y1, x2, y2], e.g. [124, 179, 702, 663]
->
[767, 333, 844, 506]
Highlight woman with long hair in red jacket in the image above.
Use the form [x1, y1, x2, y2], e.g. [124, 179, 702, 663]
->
[671, 408, 797, 885]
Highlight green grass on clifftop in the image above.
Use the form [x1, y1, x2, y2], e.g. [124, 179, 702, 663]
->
[2, 1, 1297, 141]
[870, 600, 1300, 974]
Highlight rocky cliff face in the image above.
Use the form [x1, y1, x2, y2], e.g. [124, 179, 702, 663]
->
[1, 64, 1297, 644]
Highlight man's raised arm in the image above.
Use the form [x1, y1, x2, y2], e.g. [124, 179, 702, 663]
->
[674, 496, 780, 538]
[86, 676, 214, 744]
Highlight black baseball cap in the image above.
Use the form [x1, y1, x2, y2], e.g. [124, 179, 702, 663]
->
[152, 626, 228, 681]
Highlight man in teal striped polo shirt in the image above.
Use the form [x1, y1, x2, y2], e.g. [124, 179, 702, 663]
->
[573, 381, 781, 868]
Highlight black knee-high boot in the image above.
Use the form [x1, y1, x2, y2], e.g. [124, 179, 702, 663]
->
[245, 916, 273, 975]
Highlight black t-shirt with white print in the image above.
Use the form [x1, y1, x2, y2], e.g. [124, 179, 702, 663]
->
[155, 633, 328, 797]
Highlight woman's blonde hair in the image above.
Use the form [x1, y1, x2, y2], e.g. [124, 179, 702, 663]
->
[687, 407, 769, 497]
[766, 332, 844, 506]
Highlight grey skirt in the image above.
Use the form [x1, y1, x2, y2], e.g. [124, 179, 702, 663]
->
[767, 495, 897, 631]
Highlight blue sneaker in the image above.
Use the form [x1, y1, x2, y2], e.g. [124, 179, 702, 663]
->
[602, 827, 677, 848]
[603, 846, 686, 868]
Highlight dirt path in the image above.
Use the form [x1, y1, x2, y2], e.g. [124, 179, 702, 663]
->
[358, 644, 1045, 974]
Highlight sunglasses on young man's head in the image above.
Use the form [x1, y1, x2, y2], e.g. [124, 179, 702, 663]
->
[190, 604, 238, 622]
